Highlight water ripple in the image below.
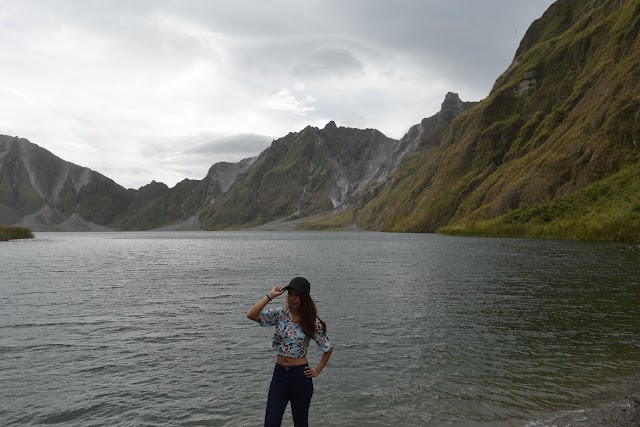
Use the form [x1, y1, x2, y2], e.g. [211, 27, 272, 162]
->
[1, 232, 639, 426]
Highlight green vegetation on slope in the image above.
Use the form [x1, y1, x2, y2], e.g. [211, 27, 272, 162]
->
[108, 179, 200, 230]
[439, 162, 640, 242]
[199, 125, 399, 230]
[356, 0, 640, 240]
[294, 210, 355, 231]
[0, 225, 33, 241]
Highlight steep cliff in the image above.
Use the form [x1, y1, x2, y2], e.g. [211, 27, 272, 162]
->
[355, 0, 640, 239]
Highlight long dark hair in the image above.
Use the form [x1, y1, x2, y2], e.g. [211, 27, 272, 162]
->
[288, 291, 327, 339]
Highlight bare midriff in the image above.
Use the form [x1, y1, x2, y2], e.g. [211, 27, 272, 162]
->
[276, 355, 308, 366]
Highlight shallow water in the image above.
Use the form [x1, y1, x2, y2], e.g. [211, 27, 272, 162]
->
[1, 231, 639, 426]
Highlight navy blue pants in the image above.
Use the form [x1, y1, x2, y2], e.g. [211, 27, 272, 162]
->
[264, 364, 314, 427]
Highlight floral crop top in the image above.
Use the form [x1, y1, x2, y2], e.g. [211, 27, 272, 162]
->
[259, 307, 332, 358]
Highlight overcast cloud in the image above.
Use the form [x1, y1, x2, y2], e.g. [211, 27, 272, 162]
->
[0, 0, 555, 189]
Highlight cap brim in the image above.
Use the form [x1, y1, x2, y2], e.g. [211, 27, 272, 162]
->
[284, 285, 308, 294]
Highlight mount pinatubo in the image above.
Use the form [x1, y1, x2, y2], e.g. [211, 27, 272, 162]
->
[0, 0, 638, 242]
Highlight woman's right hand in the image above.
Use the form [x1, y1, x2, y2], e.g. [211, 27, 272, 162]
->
[269, 285, 286, 299]
[247, 285, 286, 321]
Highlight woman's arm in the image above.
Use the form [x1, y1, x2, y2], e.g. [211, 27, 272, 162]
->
[305, 346, 333, 378]
[246, 285, 285, 321]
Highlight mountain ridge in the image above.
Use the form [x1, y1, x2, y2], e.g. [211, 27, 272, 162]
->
[197, 96, 475, 231]
[2, 0, 639, 241]
[348, 0, 640, 239]
[0, 135, 256, 230]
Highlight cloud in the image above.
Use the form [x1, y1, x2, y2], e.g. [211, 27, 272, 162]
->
[261, 89, 317, 116]
[186, 134, 273, 156]
[338, 112, 368, 130]
[292, 48, 365, 78]
[0, 0, 555, 188]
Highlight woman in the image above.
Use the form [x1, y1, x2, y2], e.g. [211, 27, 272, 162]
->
[247, 277, 333, 427]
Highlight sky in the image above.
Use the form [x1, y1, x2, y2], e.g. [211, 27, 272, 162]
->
[0, 0, 555, 189]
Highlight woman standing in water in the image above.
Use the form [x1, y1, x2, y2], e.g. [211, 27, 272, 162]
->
[247, 277, 333, 427]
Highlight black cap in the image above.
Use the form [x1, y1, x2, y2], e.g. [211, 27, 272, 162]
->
[285, 277, 310, 295]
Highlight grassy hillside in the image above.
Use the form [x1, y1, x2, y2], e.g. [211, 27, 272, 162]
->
[356, 0, 640, 240]
[440, 161, 640, 241]
[294, 210, 355, 231]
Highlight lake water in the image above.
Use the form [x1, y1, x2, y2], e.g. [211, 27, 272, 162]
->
[1, 231, 639, 426]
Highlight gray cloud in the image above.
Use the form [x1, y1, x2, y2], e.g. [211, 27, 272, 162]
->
[186, 134, 273, 156]
[338, 112, 368, 130]
[292, 48, 365, 79]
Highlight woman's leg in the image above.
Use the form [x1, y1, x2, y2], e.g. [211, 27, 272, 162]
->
[289, 366, 314, 427]
[264, 365, 289, 427]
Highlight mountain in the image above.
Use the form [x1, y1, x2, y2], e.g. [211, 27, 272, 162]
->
[3, 0, 638, 240]
[109, 157, 256, 230]
[0, 90, 475, 232]
[181, 157, 257, 217]
[0, 135, 132, 230]
[0, 135, 255, 230]
[350, 0, 640, 240]
[197, 113, 470, 230]
[106, 179, 199, 230]
[202, 0, 639, 237]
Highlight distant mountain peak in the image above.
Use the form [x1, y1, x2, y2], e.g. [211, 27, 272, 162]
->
[323, 120, 338, 131]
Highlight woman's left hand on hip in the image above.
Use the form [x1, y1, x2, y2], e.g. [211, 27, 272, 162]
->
[304, 366, 319, 378]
